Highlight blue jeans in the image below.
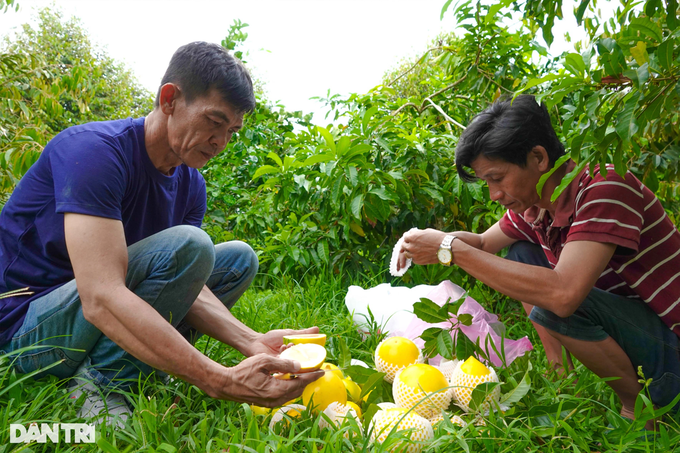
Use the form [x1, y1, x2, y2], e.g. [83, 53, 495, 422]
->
[506, 241, 680, 411]
[0, 225, 258, 391]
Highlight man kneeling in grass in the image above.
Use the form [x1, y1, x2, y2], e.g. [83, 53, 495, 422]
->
[0, 41, 321, 428]
[397, 95, 680, 427]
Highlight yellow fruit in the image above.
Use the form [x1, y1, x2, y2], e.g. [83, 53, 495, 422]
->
[279, 343, 327, 372]
[302, 370, 347, 413]
[343, 378, 362, 403]
[250, 405, 271, 416]
[393, 364, 452, 419]
[320, 362, 344, 379]
[369, 407, 434, 453]
[450, 356, 500, 413]
[283, 333, 327, 346]
[461, 356, 490, 376]
[345, 401, 362, 419]
[375, 337, 423, 383]
[269, 404, 306, 430]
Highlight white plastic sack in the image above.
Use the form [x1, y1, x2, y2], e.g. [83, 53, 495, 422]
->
[344, 283, 437, 337]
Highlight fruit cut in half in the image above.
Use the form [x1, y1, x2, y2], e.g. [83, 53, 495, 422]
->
[374, 336, 424, 383]
[283, 333, 327, 346]
[279, 343, 327, 372]
[393, 363, 452, 420]
[449, 356, 500, 413]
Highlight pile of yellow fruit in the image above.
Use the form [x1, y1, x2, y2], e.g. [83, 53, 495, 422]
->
[250, 334, 501, 453]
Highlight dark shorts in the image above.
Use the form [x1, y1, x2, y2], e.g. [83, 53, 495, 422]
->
[506, 241, 680, 410]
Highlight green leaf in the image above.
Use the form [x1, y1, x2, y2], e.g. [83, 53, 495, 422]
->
[536, 154, 571, 197]
[551, 159, 588, 202]
[360, 371, 386, 399]
[266, 151, 283, 167]
[629, 41, 648, 65]
[457, 313, 473, 326]
[350, 194, 364, 219]
[469, 382, 501, 412]
[500, 361, 532, 405]
[316, 126, 336, 154]
[616, 92, 640, 142]
[514, 74, 560, 96]
[630, 17, 663, 42]
[302, 153, 333, 167]
[362, 106, 379, 133]
[336, 136, 351, 156]
[252, 165, 280, 180]
[338, 336, 351, 369]
[564, 53, 586, 75]
[668, 0, 678, 30]
[440, 0, 454, 19]
[455, 333, 477, 361]
[436, 330, 454, 360]
[657, 38, 675, 70]
[317, 240, 329, 264]
[575, 0, 590, 24]
[413, 297, 450, 323]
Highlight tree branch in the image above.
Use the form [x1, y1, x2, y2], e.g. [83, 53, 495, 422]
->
[386, 46, 444, 87]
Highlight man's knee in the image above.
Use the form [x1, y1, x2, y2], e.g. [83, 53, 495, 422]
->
[506, 241, 551, 267]
[167, 225, 216, 277]
[215, 240, 258, 282]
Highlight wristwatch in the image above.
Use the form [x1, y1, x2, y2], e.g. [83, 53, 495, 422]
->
[437, 235, 457, 266]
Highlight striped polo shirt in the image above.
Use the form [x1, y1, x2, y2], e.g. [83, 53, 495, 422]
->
[499, 160, 680, 337]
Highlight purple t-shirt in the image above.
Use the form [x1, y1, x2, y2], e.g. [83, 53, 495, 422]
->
[0, 117, 207, 346]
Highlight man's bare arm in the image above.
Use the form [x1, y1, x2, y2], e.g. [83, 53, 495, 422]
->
[396, 222, 517, 270]
[64, 213, 320, 406]
[449, 239, 615, 317]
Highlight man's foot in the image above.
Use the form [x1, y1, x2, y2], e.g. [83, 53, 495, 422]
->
[68, 379, 132, 429]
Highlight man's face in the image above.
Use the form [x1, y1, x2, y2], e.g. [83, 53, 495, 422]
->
[470, 154, 542, 214]
[166, 88, 244, 168]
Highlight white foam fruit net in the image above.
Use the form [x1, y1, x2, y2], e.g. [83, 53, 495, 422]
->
[269, 404, 307, 430]
[369, 409, 434, 453]
[449, 361, 501, 413]
[374, 338, 424, 384]
[392, 369, 452, 420]
[319, 402, 362, 437]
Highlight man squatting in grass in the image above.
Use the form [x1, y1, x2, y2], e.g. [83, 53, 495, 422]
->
[397, 95, 680, 426]
[0, 41, 323, 426]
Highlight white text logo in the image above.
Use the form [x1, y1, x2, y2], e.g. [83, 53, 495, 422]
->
[10, 423, 95, 444]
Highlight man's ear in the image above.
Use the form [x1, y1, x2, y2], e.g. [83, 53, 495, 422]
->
[530, 146, 550, 172]
[158, 83, 180, 115]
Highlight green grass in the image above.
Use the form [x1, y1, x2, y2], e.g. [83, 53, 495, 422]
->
[1, 269, 679, 452]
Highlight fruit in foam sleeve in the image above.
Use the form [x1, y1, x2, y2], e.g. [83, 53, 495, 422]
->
[318, 401, 363, 434]
[449, 356, 500, 413]
[269, 404, 305, 430]
[369, 407, 434, 453]
[374, 336, 424, 383]
[393, 363, 452, 419]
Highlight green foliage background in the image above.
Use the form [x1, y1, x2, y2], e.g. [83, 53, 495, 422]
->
[204, 0, 680, 284]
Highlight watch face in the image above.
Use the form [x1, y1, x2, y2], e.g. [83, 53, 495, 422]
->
[437, 248, 452, 263]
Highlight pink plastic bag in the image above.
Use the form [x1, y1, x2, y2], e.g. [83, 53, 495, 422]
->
[401, 280, 533, 367]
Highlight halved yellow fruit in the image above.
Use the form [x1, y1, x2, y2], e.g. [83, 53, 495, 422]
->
[280, 343, 327, 372]
[283, 333, 327, 346]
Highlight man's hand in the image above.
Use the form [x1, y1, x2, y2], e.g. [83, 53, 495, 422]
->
[397, 228, 447, 270]
[247, 326, 320, 356]
[222, 354, 324, 407]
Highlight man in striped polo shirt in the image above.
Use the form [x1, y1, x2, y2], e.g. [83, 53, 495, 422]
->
[396, 95, 680, 425]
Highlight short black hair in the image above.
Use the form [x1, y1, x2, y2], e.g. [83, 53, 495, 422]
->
[454, 95, 565, 182]
[154, 41, 255, 114]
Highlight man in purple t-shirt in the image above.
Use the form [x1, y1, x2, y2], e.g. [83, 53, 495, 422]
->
[0, 42, 321, 426]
